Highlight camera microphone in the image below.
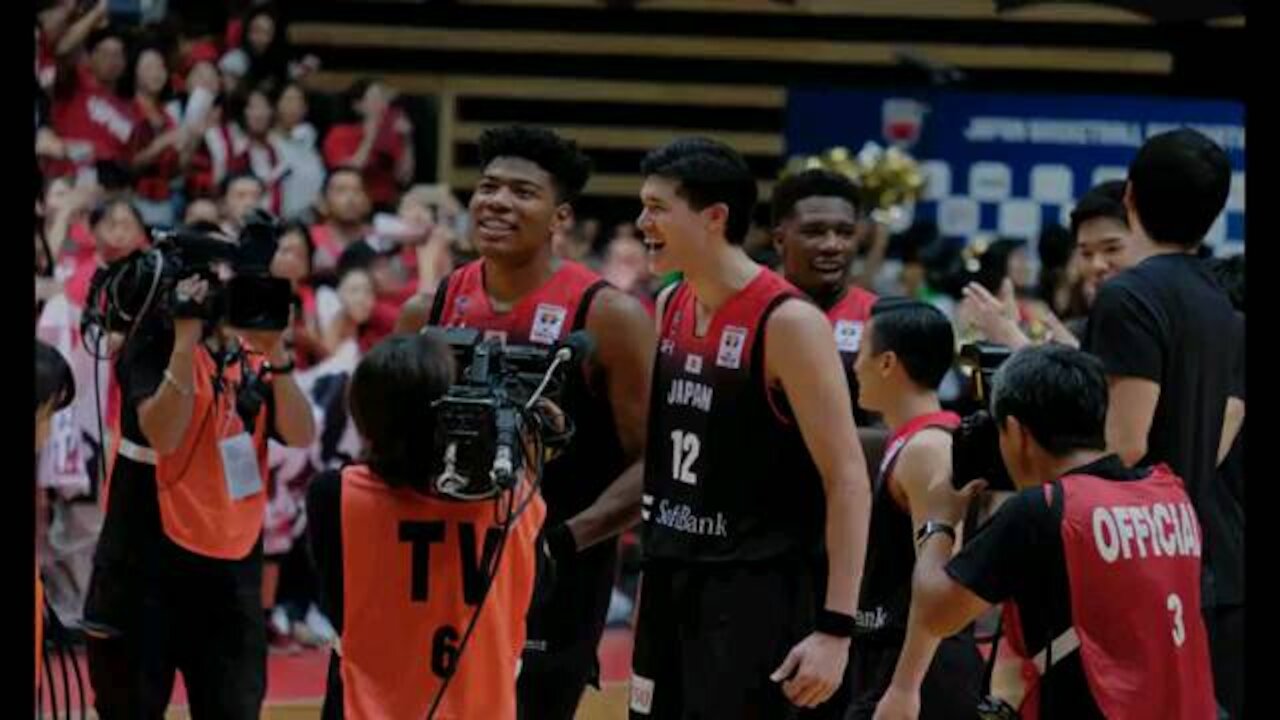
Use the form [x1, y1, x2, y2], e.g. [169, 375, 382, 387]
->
[556, 330, 595, 364]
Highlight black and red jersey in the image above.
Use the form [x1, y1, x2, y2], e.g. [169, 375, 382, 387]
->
[642, 268, 824, 563]
[428, 258, 625, 656]
[856, 411, 959, 638]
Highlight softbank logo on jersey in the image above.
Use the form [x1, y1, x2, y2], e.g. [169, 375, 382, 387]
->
[855, 606, 888, 632]
[716, 326, 748, 369]
[654, 500, 728, 538]
[1091, 501, 1202, 563]
[530, 304, 567, 345]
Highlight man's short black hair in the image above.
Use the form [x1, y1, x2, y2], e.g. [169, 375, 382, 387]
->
[1128, 128, 1231, 249]
[770, 169, 862, 227]
[991, 344, 1108, 456]
[220, 171, 266, 199]
[86, 27, 127, 53]
[324, 166, 364, 194]
[868, 298, 955, 390]
[349, 333, 456, 491]
[36, 340, 75, 413]
[90, 198, 146, 230]
[1069, 180, 1128, 238]
[640, 137, 757, 245]
[477, 125, 592, 204]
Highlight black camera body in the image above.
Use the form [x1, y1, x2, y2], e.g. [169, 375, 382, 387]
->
[424, 327, 590, 501]
[952, 342, 1015, 492]
[84, 211, 293, 338]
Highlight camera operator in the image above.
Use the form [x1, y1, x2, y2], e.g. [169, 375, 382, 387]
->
[307, 333, 549, 718]
[908, 345, 1214, 719]
[81, 223, 316, 718]
[397, 125, 654, 719]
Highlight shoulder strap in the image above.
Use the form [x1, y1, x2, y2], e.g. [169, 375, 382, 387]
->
[573, 279, 610, 332]
[427, 270, 455, 326]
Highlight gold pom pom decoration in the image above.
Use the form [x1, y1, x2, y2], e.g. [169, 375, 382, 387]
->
[782, 142, 927, 226]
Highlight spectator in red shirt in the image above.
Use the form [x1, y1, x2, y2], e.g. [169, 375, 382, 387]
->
[64, 199, 148, 308]
[129, 47, 183, 228]
[310, 167, 371, 275]
[320, 265, 378, 356]
[52, 27, 135, 182]
[270, 221, 325, 369]
[322, 79, 414, 211]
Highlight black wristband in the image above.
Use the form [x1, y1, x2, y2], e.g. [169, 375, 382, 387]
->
[264, 360, 296, 376]
[545, 523, 577, 561]
[815, 609, 855, 638]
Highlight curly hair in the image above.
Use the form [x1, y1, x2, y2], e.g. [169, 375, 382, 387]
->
[477, 125, 593, 204]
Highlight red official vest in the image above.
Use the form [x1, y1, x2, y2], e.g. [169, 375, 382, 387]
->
[1009, 465, 1215, 720]
[435, 259, 605, 347]
[153, 346, 269, 560]
[339, 465, 545, 720]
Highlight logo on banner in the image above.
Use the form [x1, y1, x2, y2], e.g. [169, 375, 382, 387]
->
[834, 320, 864, 353]
[882, 98, 927, 148]
[530, 304, 567, 345]
[716, 326, 748, 369]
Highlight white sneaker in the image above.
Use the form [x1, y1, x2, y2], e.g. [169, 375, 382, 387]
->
[270, 606, 292, 637]
[305, 604, 337, 644]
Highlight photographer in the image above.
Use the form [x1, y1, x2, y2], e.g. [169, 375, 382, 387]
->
[908, 345, 1214, 719]
[81, 220, 316, 718]
[307, 333, 547, 718]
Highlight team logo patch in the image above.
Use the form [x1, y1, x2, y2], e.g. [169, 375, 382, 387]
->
[530, 304, 568, 345]
[684, 354, 703, 375]
[716, 326, 748, 369]
[630, 674, 655, 714]
[660, 338, 676, 355]
[834, 320, 864, 353]
[484, 330, 508, 346]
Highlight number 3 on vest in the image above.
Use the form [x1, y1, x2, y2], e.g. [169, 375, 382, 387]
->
[1166, 593, 1186, 647]
[671, 431, 700, 485]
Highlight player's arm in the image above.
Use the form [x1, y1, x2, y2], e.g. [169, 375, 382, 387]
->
[765, 299, 871, 708]
[561, 287, 655, 551]
[1220, 397, 1244, 465]
[876, 433, 961, 717]
[1106, 376, 1159, 467]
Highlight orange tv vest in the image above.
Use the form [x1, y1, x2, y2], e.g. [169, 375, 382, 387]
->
[154, 346, 269, 560]
[339, 464, 545, 720]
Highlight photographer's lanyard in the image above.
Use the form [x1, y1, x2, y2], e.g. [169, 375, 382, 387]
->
[209, 341, 264, 502]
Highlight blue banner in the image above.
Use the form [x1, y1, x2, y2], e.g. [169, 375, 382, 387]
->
[785, 88, 1245, 250]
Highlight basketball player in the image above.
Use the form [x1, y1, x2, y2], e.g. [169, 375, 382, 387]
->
[397, 125, 654, 719]
[851, 299, 982, 719]
[630, 138, 871, 718]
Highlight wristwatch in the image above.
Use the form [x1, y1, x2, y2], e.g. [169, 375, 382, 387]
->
[915, 520, 957, 549]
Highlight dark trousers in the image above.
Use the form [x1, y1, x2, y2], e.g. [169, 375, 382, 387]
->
[630, 560, 816, 720]
[1206, 604, 1244, 719]
[517, 646, 599, 720]
[84, 548, 266, 720]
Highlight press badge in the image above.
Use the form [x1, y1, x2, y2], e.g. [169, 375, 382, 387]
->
[220, 433, 263, 500]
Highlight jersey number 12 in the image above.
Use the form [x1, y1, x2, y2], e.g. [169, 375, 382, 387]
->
[670, 430, 700, 485]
